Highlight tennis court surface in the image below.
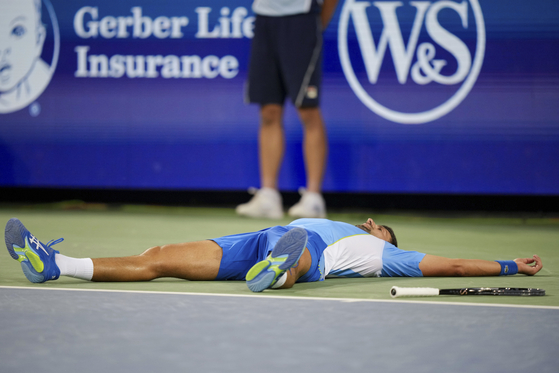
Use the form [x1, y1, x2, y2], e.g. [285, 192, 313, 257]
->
[1, 204, 558, 372]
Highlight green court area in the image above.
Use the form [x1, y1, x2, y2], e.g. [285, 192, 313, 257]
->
[1, 203, 557, 307]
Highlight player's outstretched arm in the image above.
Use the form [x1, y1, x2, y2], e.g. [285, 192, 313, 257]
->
[418, 254, 543, 277]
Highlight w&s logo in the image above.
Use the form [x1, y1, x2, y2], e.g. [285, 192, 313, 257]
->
[338, 0, 485, 124]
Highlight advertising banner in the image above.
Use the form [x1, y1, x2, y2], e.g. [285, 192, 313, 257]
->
[1, 0, 558, 195]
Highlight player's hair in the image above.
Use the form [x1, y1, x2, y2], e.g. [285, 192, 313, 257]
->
[355, 224, 398, 247]
[382, 225, 398, 247]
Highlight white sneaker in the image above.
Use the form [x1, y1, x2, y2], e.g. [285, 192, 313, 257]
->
[236, 187, 284, 219]
[287, 188, 327, 218]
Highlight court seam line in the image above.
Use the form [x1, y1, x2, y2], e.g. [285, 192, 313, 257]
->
[1, 285, 557, 310]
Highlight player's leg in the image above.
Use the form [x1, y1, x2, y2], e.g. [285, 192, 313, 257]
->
[246, 227, 310, 292]
[5, 217, 223, 283]
[90, 240, 222, 282]
[275, 248, 312, 289]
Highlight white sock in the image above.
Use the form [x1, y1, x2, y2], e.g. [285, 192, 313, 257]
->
[271, 273, 287, 289]
[55, 254, 94, 281]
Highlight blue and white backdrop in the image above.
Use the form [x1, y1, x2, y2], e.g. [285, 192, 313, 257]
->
[1, 0, 558, 195]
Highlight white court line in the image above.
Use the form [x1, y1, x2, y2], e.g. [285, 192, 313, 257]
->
[1, 285, 558, 310]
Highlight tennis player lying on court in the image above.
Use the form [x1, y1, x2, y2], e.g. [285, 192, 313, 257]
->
[4, 218, 542, 292]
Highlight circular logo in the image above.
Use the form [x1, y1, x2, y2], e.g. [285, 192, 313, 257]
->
[0, 0, 59, 114]
[338, 0, 485, 124]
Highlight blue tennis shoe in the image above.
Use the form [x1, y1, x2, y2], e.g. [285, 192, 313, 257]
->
[246, 227, 308, 292]
[5, 218, 63, 283]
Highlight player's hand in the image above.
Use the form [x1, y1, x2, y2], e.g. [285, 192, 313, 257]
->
[514, 255, 543, 276]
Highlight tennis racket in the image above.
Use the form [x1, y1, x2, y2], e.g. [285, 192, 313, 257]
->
[390, 286, 545, 298]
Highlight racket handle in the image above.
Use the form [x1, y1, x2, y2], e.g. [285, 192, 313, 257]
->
[390, 286, 440, 298]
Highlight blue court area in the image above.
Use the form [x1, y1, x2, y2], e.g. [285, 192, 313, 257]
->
[1, 205, 558, 372]
[1, 287, 558, 373]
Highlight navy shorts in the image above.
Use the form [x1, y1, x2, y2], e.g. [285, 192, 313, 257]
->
[211, 226, 327, 282]
[246, 13, 323, 108]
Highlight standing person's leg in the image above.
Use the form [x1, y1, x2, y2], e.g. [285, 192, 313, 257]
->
[236, 105, 285, 218]
[259, 104, 284, 191]
[278, 13, 328, 218]
[287, 106, 328, 218]
[237, 15, 285, 219]
[298, 106, 328, 194]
